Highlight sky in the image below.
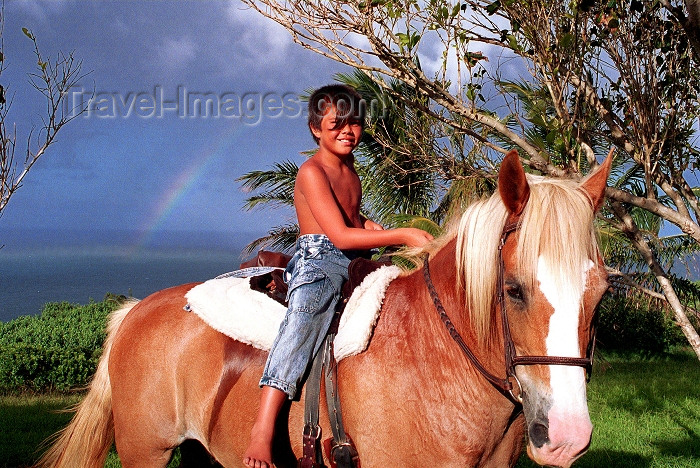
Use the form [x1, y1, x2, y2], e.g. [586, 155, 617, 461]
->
[0, 0, 354, 254]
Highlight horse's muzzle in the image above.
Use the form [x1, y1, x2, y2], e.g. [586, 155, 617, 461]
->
[527, 410, 592, 468]
[528, 419, 550, 448]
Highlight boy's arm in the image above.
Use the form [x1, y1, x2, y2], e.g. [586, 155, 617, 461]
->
[360, 215, 384, 231]
[297, 164, 432, 250]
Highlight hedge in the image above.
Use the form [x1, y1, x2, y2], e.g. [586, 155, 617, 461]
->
[0, 292, 691, 392]
[0, 295, 124, 392]
[597, 294, 688, 354]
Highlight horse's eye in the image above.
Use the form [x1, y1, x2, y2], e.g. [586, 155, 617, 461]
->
[505, 283, 525, 302]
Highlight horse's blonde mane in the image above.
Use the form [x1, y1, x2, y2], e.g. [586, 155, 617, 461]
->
[409, 175, 600, 344]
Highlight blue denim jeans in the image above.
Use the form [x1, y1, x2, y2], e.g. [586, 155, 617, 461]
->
[260, 234, 354, 399]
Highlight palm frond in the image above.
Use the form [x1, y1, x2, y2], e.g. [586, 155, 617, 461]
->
[237, 160, 298, 210]
[242, 192, 294, 210]
[656, 234, 700, 267]
[242, 223, 299, 256]
[389, 214, 444, 237]
[237, 160, 298, 192]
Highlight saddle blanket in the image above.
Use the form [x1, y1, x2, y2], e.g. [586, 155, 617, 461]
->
[185, 264, 402, 361]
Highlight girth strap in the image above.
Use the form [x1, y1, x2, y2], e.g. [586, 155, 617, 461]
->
[322, 335, 360, 468]
[299, 339, 325, 468]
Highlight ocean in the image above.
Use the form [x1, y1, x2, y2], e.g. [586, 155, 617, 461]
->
[0, 230, 258, 322]
[0, 248, 250, 322]
[2, 230, 698, 323]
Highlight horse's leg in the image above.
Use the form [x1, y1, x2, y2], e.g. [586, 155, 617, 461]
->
[117, 446, 175, 468]
[481, 411, 526, 468]
[179, 440, 222, 468]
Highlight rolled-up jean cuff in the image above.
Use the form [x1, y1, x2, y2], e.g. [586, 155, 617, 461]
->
[260, 376, 296, 399]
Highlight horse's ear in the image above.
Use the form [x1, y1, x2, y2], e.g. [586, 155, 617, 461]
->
[498, 150, 530, 216]
[581, 148, 614, 212]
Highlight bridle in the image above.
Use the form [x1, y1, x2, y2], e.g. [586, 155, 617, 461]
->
[422, 219, 597, 406]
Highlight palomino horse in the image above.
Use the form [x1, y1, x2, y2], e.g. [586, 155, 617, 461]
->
[36, 150, 611, 468]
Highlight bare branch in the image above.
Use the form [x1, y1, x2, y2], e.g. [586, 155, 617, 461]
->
[610, 200, 700, 359]
[243, 0, 700, 355]
[0, 27, 88, 215]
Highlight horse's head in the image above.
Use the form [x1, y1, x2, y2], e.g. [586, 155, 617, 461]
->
[497, 150, 611, 467]
[452, 150, 611, 467]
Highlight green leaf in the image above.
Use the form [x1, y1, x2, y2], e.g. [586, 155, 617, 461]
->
[560, 32, 574, 49]
[22, 27, 34, 40]
[464, 51, 488, 68]
[466, 84, 476, 101]
[397, 31, 421, 50]
[507, 35, 519, 50]
[486, 0, 500, 15]
[546, 130, 557, 145]
[392, 214, 443, 237]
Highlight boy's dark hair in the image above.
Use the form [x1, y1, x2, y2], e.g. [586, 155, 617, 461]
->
[308, 84, 366, 144]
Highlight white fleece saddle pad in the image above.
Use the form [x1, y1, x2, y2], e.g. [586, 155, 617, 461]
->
[185, 265, 402, 361]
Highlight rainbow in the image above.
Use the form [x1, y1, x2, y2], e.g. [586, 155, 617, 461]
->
[129, 125, 242, 255]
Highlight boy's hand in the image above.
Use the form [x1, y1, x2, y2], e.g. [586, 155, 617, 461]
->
[363, 219, 384, 231]
[400, 228, 434, 247]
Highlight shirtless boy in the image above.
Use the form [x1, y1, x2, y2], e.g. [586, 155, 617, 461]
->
[243, 84, 434, 468]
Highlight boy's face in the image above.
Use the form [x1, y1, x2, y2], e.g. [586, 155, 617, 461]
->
[310, 105, 363, 157]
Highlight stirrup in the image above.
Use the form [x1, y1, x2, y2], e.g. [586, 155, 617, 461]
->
[323, 435, 361, 468]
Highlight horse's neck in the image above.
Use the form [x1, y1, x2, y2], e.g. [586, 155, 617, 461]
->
[384, 240, 501, 366]
[362, 241, 516, 437]
[373, 241, 486, 358]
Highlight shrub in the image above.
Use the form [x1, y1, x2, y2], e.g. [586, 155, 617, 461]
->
[597, 294, 687, 354]
[0, 294, 125, 392]
[0, 291, 691, 391]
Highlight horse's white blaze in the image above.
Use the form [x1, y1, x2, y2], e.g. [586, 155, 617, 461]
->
[537, 257, 594, 412]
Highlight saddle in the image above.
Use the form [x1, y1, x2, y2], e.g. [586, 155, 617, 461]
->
[241, 250, 390, 315]
[241, 250, 390, 468]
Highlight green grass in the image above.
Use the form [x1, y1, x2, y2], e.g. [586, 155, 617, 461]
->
[0, 393, 81, 468]
[517, 350, 700, 468]
[2, 351, 698, 468]
[0, 393, 180, 468]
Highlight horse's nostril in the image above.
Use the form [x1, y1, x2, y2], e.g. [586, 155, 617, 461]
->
[529, 420, 550, 448]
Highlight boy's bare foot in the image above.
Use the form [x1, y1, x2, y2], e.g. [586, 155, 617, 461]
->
[243, 421, 274, 467]
[245, 386, 286, 467]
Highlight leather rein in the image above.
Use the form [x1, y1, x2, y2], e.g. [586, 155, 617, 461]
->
[422, 219, 597, 406]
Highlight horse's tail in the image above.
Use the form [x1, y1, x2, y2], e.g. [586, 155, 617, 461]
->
[34, 299, 139, 468]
